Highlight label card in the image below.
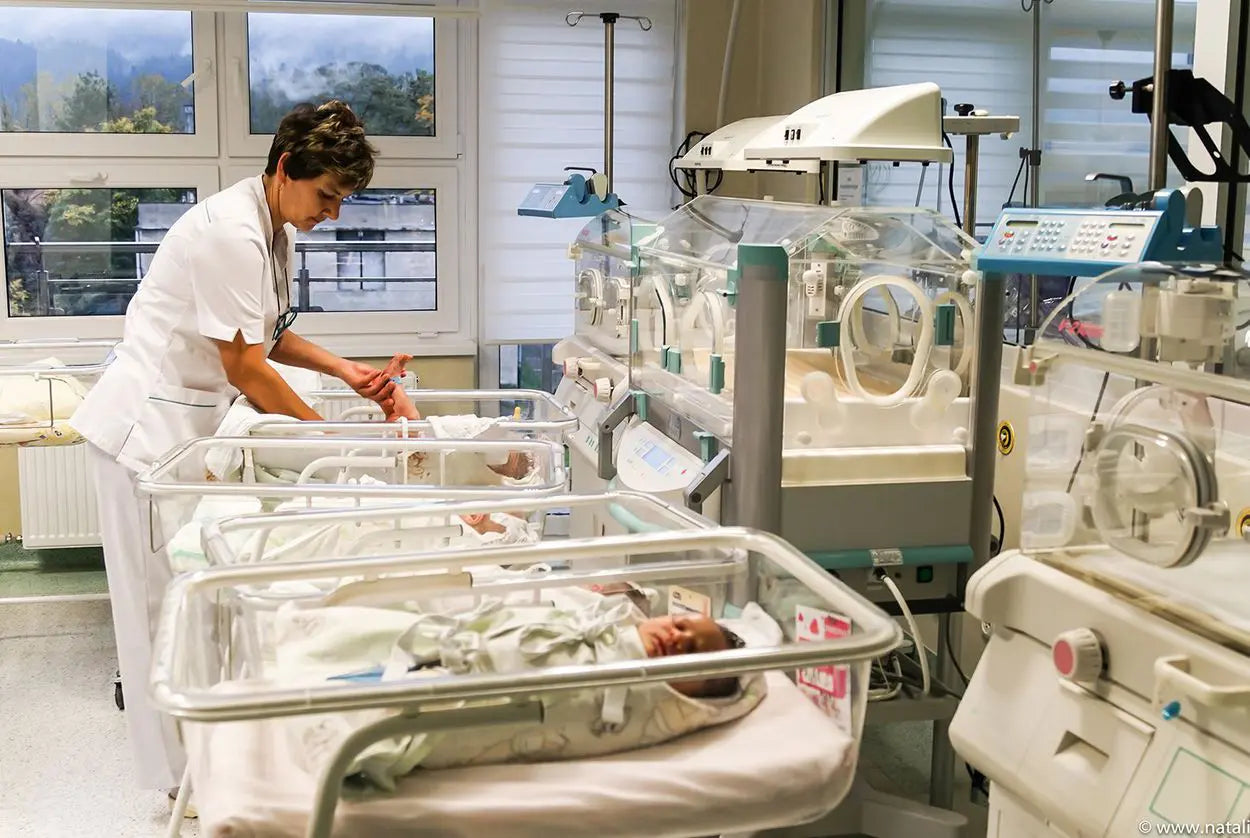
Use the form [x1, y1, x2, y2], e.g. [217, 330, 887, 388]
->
[668, 586, 712, 617]
[795, 605, 853, 734]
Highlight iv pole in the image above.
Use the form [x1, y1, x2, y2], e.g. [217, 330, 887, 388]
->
[565, 10, 653, 196]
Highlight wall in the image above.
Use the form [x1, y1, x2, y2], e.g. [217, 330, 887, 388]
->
[683, 0, 825, 203]
[0, 353, 475, 541]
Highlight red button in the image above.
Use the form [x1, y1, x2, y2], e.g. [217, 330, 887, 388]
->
[1004, 232, 1015, 238]
[1053, 640, 1075, 676]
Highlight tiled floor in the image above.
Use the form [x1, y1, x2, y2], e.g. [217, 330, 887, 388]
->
[0, 593, 985, 838]
[0, 599, 199, 838]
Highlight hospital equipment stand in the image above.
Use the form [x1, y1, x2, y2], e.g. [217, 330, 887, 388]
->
[724, 243, 788, 534]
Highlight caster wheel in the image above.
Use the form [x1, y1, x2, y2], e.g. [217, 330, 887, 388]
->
[114, 673, 125, 711]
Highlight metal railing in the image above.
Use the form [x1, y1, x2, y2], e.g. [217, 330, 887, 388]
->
[5, 238, 437, 316]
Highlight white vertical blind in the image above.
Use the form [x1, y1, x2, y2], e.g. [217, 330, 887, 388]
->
[1039, 0, 1196, 205]
[864, 0, 1032, 230]
[478, 0, 678, 343]
[863, 0, 1198, 230]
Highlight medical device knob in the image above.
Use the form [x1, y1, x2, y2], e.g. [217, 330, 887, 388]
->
[1052, 628, 1104, 683]
[594, 378, 613, 402]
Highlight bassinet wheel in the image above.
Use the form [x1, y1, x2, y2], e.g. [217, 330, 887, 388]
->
[114, 672, 124, 711]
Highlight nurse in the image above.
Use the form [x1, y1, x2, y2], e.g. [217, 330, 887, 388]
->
[70, 99, 394, 800]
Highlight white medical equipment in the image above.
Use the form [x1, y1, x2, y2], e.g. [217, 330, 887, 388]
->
[569, 207, 660, 358]
[0, 339, 113, 446]
[247, 388, 578, 444]
[949, 258, 1250, 836]
[745, 82, 952, 167]
[601, 199, 982, 584]
[151, 521, 902, 838]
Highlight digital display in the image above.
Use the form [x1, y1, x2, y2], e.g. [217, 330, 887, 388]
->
[1109, 222, 1146, 229]
[1006, 219, 1040, 227]
[641, 444, 674, 471]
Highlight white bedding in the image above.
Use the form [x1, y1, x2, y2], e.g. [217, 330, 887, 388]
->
[183, 670, 855, 838]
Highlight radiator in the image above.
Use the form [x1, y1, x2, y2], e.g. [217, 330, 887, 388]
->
[17, 444, 102, 548]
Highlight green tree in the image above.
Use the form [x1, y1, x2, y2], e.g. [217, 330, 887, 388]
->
[55, 71, 117, 132]
[133, 74, 190, 131]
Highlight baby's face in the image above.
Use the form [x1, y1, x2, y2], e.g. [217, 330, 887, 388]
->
[637, 615, 733, 699]
[637, 614, 728, 658]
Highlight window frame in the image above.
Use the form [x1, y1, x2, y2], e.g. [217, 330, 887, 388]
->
[222, 162, 461, 345]
[221, 12, 459, 161]
[0, 162, 221, 341]
[0, 9, 219, 159]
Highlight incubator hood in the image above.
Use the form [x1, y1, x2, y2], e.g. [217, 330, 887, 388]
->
[1018, 262, 1250, 653]
[629, 195, 977, 454]
[745, 82, 952, 165]
[569, 208, 655, 357]
[673, 116, 820, 175]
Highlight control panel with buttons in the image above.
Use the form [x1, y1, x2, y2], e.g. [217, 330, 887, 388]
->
[983, 211, 1158, 264]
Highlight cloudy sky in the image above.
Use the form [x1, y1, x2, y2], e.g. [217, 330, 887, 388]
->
[0, 8, 434, 73]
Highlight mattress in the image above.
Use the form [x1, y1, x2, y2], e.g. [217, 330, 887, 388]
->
[0, 421, 82, 447]
[184, 671, 855, 838]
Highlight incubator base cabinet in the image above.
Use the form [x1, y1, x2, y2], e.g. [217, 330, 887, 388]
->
[950, 262, 1250, 838]
[951, 552, 1250, 838]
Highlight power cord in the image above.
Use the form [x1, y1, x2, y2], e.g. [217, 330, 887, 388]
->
[941, 131, 962, 229]
[876, 569, 931, 695]
[1067, 371, 1111, 493]
[991, 495, 1005, 557]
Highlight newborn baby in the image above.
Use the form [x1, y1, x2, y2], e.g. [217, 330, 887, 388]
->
[279, 594, 764, 789]
[376, 357, 535, 483]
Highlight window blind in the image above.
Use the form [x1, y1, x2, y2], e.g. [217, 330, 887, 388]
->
[478, 0, 678, 343]
[1039, 0, 1196, 206]
[863, 0, 1032, 230]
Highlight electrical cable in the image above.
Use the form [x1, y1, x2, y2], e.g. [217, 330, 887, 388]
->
[941, 131, 962, 229]
[1006, 152, 1027, 207]
[1066, 371, 1111, 493]
[942, 614, 971, 687]
[992, 495, 1005, 557]
[879, 571, 931, 695]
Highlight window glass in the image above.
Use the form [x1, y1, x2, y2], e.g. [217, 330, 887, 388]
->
[293, 188, 436, 313]
[0, 8, 194, 134]
[3, 187, 197, 317]
[1038, 0, 1196, 206]
[499, 343, 564, 395]
[246, 13, 435, 137]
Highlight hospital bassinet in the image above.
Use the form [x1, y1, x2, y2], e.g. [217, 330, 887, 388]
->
[151, 526, 902, 838]
[195, 491, 713, 571]
[0, 339, 114, 446]
[274, 387, 578, 443]
[135, 435, 570, 559]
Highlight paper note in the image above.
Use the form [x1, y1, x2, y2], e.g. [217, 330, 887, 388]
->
[795, 605, 853, 733]
[668, 586, 712, 617]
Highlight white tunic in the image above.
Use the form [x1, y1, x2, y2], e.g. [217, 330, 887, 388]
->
[71, 175, 295, 472]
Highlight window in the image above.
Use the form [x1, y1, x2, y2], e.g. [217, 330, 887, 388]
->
[3, 186, 197, 318]
[0, 164, 218, 340]
[0, 7, 467, 352]
[1038, 1, 1196, 206]
[0, 7, 216, 157]
[224, 12, 459, 159]
[477, 0, 679, 344]
[222, 164, 460, 341]
[499, 343, 564, 394]
[860, 0, 1196, 229]
[296, 188, 436, 312]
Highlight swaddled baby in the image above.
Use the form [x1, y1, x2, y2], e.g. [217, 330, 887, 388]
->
[274, 593, 765, 791]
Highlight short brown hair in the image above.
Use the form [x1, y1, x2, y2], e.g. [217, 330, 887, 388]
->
[265, 99, 377, 190]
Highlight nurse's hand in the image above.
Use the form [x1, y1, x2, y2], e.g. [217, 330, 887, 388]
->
[339, 361, 395, 403]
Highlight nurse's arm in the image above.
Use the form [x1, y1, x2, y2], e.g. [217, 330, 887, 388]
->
[213, 334, 322, 420]
[270, 331, 395, 402]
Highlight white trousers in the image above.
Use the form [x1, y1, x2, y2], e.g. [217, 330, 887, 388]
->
[88, 442, 185, 790]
